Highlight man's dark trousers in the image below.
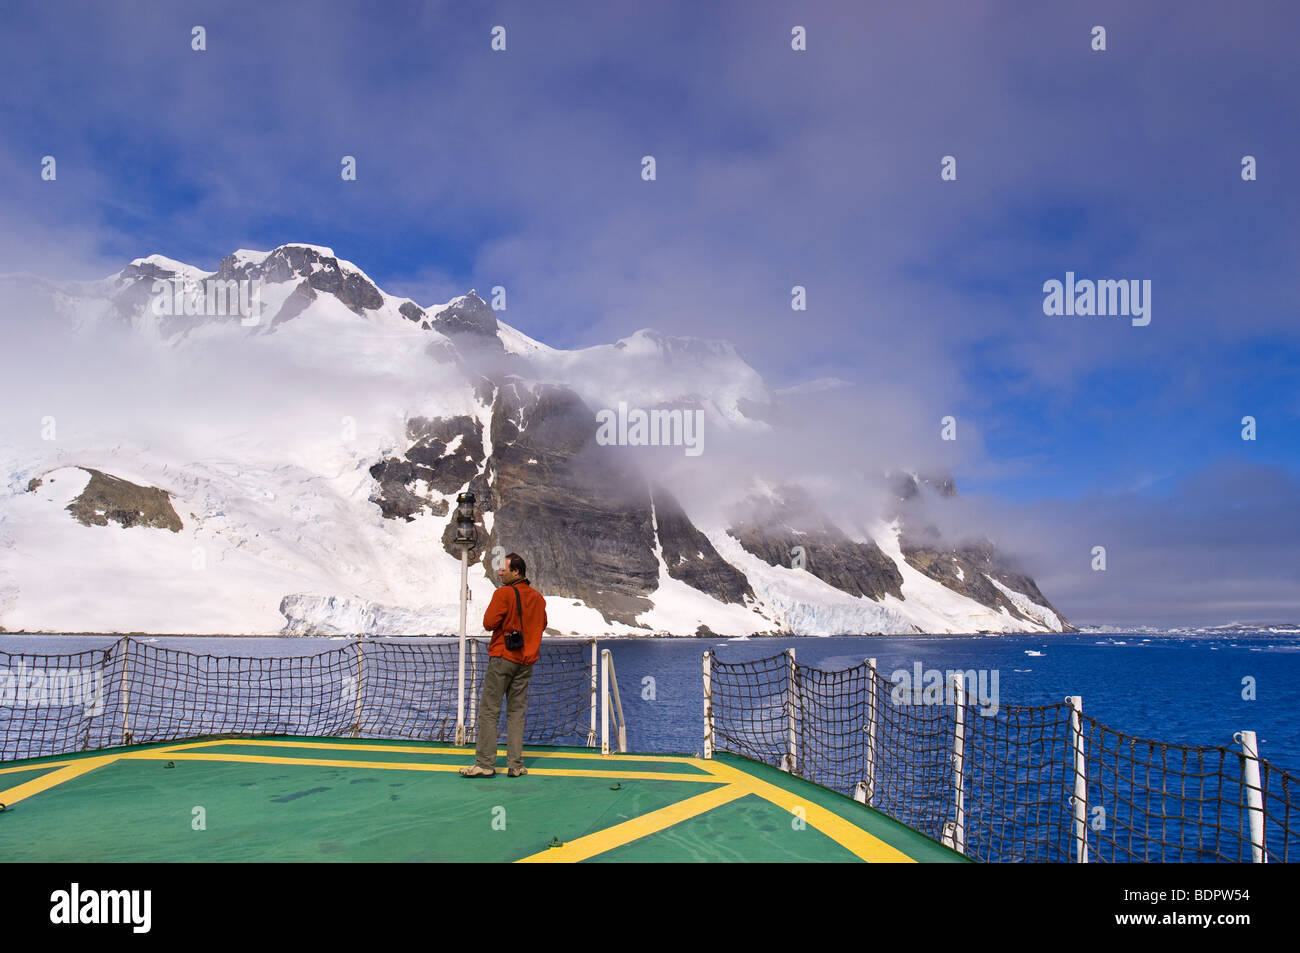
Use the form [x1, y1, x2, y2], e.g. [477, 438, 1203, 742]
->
[474, 655, 534, 772]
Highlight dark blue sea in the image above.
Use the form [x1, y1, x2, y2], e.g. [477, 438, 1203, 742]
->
[4, 628, 1299, 775]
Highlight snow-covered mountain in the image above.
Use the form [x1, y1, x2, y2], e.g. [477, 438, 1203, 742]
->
[0, 244, 1071, 636]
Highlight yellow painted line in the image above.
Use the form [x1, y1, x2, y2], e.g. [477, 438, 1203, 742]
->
[112, 741, 230, 760]
[506, 767, 714, 783]
[0, 742, 205, 804]
[173, 738, 696, 764]
[150, 740, 237, 752]
[0, 755, 119, 808]
[699, 760, 915, 863]
[123, 750, 718, 783]
[515, 782, 748, 863]
[0, 741, 206, 775]
[0, 760, 78, 776]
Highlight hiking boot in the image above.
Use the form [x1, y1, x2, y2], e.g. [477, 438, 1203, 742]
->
[508, 766, 528, 778]
[459, 764, 496, 778]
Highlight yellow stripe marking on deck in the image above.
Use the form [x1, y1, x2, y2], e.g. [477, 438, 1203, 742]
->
[515, 783, 749, 863]
[0, 742, 206, 806]
[694, 759, 916, 863]
[0, 759, 78, 776]
[0, 755, 120, 808]
[163, 739, 695, 764]
[122, 749, 717, 783]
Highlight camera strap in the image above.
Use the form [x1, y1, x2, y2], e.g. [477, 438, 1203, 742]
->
[509, 584, 523, 630]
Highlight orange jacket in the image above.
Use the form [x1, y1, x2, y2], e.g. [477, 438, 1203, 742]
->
[483, 580, 548, 665]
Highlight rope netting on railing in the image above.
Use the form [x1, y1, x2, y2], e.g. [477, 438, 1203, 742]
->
[706, 650, 1299, 863]
[0, 637, 596, 761]
[1076, 718, 1297, 863]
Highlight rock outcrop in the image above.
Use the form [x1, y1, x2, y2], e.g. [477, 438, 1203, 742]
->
[430, 292, 500, 344]
[65, 468, 183, 532]
[213, 245, 383, 314]
[902, 533, 1071, 629]
[368, 415, 485, 522]
[726, 485, 904, 601]
[653, 486, 752, 604]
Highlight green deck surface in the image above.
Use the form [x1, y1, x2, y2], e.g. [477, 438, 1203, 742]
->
[0, 736, 967, 863]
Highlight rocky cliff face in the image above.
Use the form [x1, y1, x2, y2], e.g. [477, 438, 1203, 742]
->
[484, 382, 658, 626]
[900, 535, 1070, 629]
[891, 472, 1073, 630]
[652, 487, 752, 605]
[726, 485, 904, 601]
[213, 245, 384, 314]
[365, 375, 758, 627]
[430, 292, 500, 343]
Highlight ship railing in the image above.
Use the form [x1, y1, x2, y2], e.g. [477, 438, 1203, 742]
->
[599, 647, 628, 754]
[704, 649, 1299, 864]
[0, 635, 625, 761]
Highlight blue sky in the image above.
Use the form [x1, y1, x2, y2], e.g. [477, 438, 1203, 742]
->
[1, 0, 1297, 625]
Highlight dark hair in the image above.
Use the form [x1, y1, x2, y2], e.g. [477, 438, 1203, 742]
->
[506, 552, 526, 577]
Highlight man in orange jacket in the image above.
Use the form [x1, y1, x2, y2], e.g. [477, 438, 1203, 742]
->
[460, 552, 548, 778]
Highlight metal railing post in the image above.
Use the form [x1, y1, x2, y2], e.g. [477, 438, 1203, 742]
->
[864, 657, 878, 807]
[588, 641, 598, 747]
[1236, 730, 1266, 863]
[351, 635, 365, 738]
[1066, 695, 1089, 863]
[118, 636, 133, 747]
[455, 546, 468, 746]
[601, 649, 627, 754]
[600, 644, 610, 755]
[702, 650, 714, 759]
[950, 672, 967, 856]
[787, 648, 798, 775]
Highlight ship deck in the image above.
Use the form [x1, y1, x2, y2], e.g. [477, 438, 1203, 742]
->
[0, 736, 966, 862]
